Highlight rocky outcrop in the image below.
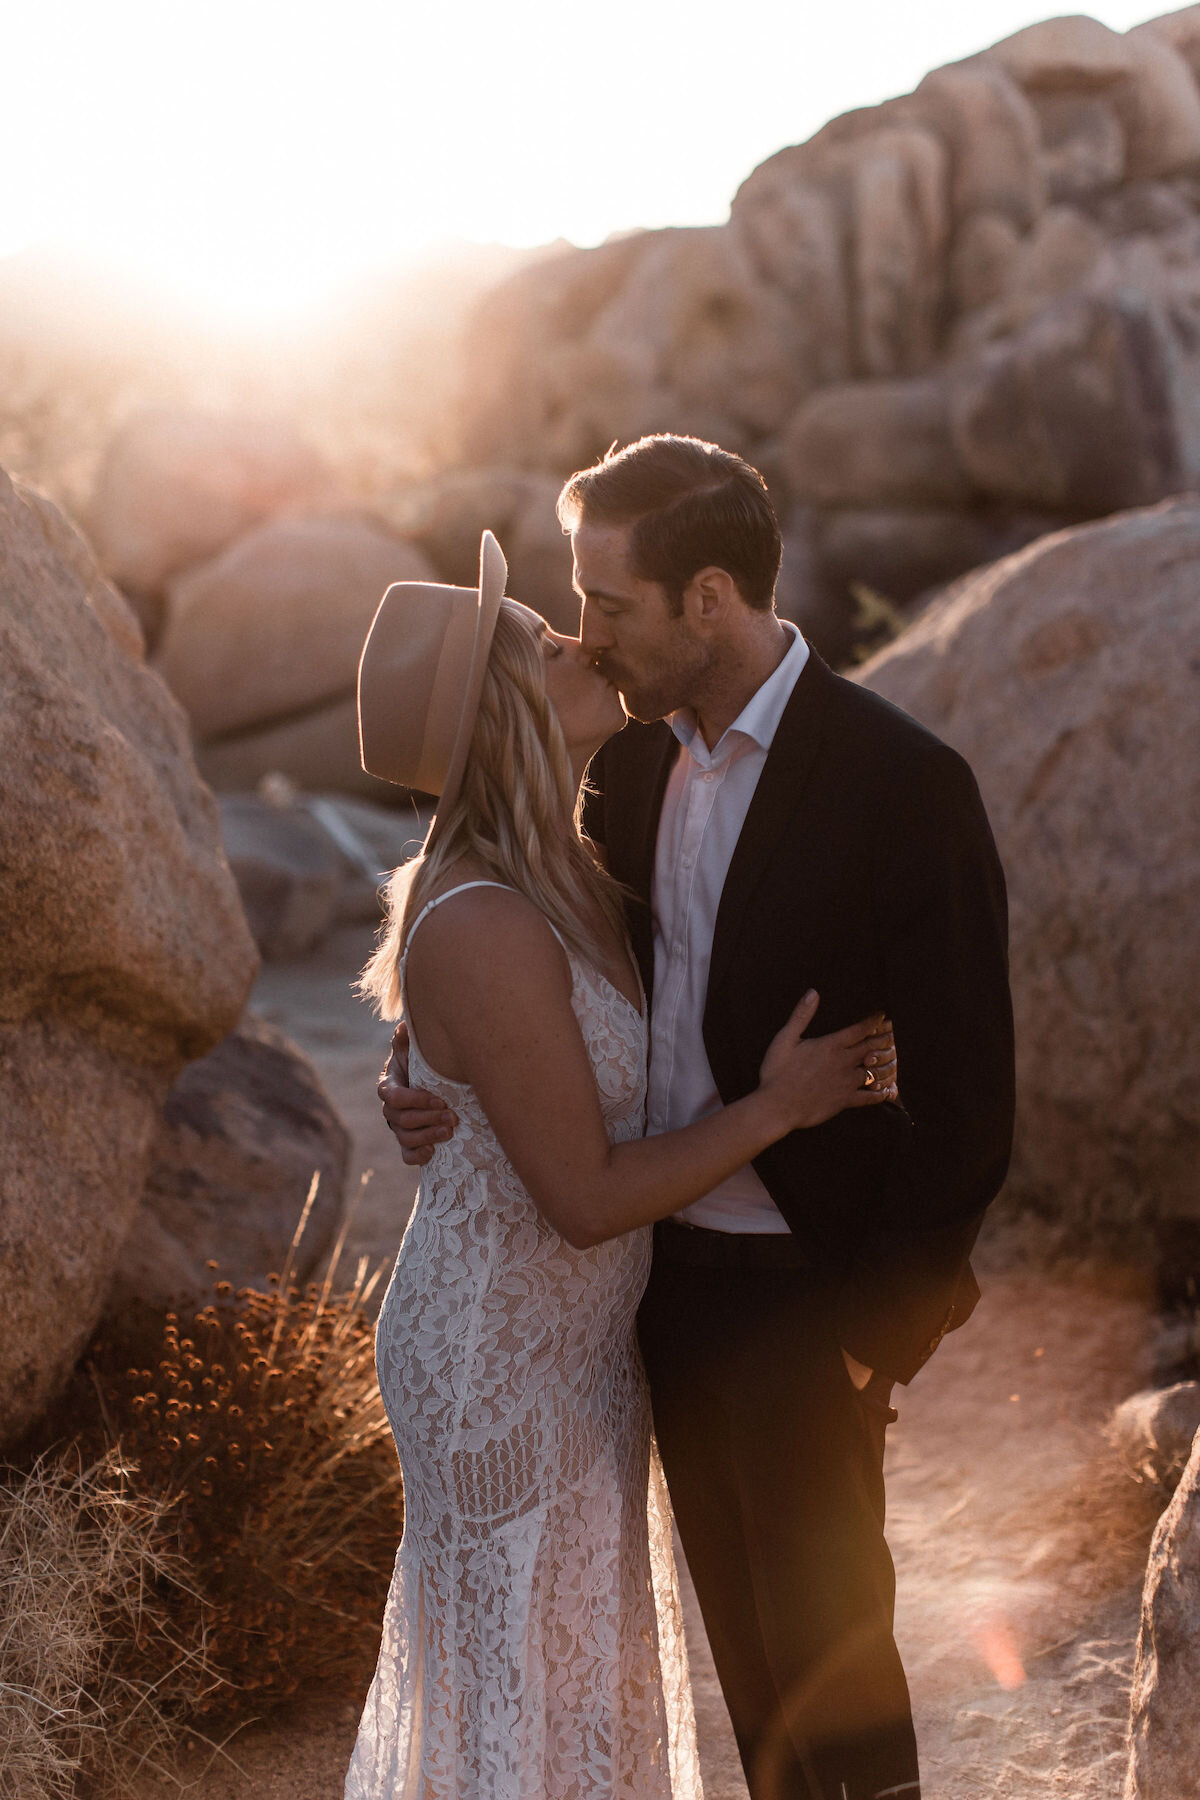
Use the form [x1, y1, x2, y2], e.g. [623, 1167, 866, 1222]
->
[218, 788, 426, 959]
[809, 505, 1057, 606]
[384, 467, 579, 632]
[445, 10, 1200, 653]
[1126, 1424, 1200, 1797]
[456, 227, 809, 475]
[219, 795, 344, 961]
[1142, 4, 1200, 86]
[948, 290, 1197, 513]
[154, 515, 433, 801]
[106, 1014, 350, 1311]
[0, 469, 258, 1447]
[19, 483, 147, 662]
[452, 234, 649, 473]
[1112, 1383, 1200, 1489]
[195, 695, 382, 801]
[783, 377, 973, 509]
[857, 498, 1200, 1243]
[87, 409, 339, 628]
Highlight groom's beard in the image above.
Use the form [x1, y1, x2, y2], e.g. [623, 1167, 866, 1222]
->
[597, 644, 716, 725]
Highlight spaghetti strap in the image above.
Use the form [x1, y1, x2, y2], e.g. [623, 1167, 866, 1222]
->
[397, 879, 578, 1094]
[402, 881, 518, 959]
[403, 880, 570, 964]
[399, 884, 643, 1029]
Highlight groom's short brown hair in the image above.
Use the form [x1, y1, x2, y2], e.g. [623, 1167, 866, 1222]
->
[557, 435, 782, 614]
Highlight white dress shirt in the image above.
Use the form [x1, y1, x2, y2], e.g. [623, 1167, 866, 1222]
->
[648, 623, 811, 1232]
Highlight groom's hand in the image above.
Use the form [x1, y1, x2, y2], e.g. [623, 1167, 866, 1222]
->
[841, 1347, 874, 1391]
[378, 1022, 457, 1166]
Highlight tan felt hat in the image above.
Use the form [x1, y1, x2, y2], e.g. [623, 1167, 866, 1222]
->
[357, 530, 509, 845]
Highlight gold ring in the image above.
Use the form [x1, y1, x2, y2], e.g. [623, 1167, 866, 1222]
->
[861, 1067, 876, 1088]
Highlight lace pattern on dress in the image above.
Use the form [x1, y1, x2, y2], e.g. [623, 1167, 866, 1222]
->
[345, 885, 702, 1800]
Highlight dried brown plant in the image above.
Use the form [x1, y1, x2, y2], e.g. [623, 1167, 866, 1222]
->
[0, 1447, 214, 1799]
[39, 1184, 404, 1733]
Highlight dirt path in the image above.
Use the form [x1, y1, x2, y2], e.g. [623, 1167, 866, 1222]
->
[134, 924, 1161, 1798]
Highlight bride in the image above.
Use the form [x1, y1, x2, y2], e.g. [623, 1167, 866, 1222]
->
[344, 534, 897, 1800]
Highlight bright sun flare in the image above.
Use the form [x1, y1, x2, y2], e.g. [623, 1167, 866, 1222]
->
[2, 0, 1163, 325]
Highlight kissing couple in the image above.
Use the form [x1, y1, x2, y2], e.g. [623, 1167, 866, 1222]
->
[344, 434, 1015, 1800]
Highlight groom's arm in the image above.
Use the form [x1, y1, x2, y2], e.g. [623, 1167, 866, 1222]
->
[835, 743, 1015, 1385]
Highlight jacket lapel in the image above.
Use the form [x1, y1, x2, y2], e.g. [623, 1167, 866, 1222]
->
[623, 723, 678, 906]
[615, 723, 678, 1000]
[707, 651, 835, 1000]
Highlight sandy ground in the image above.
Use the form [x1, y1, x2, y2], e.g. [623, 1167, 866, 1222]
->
[128, 923, 1163, 1800]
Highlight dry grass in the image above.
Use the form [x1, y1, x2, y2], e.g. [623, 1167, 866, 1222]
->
[53, 1186, 403, 1721]
[0, 1448, 214, 1799]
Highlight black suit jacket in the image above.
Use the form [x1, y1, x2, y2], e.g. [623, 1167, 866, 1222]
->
[583, 650, 1016, 1385]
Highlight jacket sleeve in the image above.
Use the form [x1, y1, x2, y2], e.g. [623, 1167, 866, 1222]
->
[835, 744, 1016, 1384]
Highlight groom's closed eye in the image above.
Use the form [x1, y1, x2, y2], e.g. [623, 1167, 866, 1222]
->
[578, 586, 628, 613]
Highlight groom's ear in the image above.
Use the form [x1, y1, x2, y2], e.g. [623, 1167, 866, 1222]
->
[683, 565, 741, 630]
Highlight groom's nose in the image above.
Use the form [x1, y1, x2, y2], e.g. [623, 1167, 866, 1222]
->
[580, 599, 612, 657]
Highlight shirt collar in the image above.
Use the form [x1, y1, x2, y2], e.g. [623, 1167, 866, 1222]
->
[668, 622, 810, 764]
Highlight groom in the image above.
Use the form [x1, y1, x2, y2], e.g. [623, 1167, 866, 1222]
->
[382, 435, 1015, 1800]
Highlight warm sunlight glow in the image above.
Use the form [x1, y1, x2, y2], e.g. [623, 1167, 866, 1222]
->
[4, 0, 1165, 323]
[977, 1619, 1028, 1691]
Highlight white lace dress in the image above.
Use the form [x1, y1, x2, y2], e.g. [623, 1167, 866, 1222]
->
[345, 883, 702, 1800]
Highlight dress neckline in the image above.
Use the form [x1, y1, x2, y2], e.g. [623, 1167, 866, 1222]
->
[579, 954, 647, 1026]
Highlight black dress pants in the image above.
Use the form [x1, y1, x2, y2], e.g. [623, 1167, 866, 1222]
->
[639, 1225, 921, 1800]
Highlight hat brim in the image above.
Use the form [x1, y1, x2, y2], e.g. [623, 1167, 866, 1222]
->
[423, 530, 508, 851]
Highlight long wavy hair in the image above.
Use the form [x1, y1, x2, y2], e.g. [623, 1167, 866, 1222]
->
[358, 600, 628, 1021]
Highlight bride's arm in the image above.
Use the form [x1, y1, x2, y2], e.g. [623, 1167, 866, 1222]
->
[405, 887, 895, 1250]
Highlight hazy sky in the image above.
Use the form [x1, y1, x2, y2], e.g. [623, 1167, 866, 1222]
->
[2, 0, 1165, 319]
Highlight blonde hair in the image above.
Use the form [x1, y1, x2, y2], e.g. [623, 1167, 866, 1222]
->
[358, 600, 628, 1020]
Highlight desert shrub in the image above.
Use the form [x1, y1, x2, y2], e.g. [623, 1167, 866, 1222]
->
[0, 1448, 213, 1799]
[38, 1198, 403, 1728]
[847, 582, 908, 663]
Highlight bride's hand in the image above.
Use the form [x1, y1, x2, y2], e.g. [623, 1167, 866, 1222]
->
[758, 992, 898, 1134]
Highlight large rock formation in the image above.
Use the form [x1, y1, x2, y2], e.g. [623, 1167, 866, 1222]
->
[948, 290, 1198, 512]
[1126, 1423, 1200, 1797]
[106, 1014, 350, 1311]
[783, 376, 974, 509]
[454, 226, 808, 473]
[216, 789, 425, 959]
[445, 10, 1200, 649]
[194, 695, 380, 801]
[218, 794, 344, 960]
[856, 498, 1200, 1243]
[0, 469, 258, 1446]
[87, 408, 339, 628]
[383, 467, 580, 632]
[1111, 1383, 1200, 1489]
[154, 515, 433, 800]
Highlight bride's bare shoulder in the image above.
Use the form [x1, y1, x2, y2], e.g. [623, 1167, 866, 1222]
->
[407, 876, 569, 997]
